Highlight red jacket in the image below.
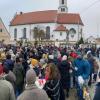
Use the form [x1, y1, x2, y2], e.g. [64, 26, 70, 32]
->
[0, 64, 3, 75]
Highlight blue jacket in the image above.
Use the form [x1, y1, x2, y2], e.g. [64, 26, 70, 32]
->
[4, 59, 14, 71]
[73, 58, 90, 80]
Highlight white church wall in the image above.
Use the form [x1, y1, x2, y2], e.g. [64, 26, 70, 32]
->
[10, 25, 31, 41]
[10, 23, 83, 43]
[62, 24, 83, 42]
[10, 23, 57, 41]
[53, 31, 66, 41]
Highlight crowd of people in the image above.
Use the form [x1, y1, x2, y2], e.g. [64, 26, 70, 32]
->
[0, 44, 100, 100]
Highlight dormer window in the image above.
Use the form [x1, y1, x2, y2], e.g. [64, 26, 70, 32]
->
[61, 8, 65, 12]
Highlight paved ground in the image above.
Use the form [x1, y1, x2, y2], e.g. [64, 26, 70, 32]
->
[67, 88, 77, 100]
[67, 83, 95, 100]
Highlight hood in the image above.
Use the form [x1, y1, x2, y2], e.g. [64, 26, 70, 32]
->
[26, 69, 36, 85]
[61, 60, 67, 66]
[14, 63, 23, 69]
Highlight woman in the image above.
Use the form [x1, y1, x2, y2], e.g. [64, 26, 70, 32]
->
[43, 63, 65, 100]
[13, 57, 25, 97]
[58, 55, 70, 98]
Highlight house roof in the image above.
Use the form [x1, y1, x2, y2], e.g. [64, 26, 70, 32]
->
[10, 10, 83, 26]
[54, 25, 68, 31]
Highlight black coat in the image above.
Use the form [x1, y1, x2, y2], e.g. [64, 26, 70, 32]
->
[58, 60, 70, 89]
[43, 79, 65, 100]
[93, 82, 100, 100]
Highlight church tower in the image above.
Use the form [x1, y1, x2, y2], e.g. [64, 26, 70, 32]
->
[58, 0, 68, 13]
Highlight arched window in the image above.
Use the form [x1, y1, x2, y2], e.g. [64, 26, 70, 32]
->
[14, 28, 17, 39]
[23, 28, 26, 39]
[80, 28, 82, 34]
[61, 8, 65, 12]
[33, 27, 38, 39]
[46, 26, 50, 39]
[62, 0, 64, 4]
[60, 32, 62, 36]
[69, 28, 76, 38]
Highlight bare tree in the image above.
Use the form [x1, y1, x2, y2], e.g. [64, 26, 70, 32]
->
[33, 26, 45, 41]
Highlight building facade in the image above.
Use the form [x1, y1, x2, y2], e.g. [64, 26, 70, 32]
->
[0, 18, 10, 44]
[9, 0, 83, 44]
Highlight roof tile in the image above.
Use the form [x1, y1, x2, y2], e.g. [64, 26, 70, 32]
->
[54, 25, 68, 31]
[10, 10, 83, 26]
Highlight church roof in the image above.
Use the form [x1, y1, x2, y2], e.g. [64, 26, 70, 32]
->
[10, 10, 83, 26]
[54, 25, 68, 31]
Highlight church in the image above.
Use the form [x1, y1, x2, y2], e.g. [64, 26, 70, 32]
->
[9, 0, 83, 44]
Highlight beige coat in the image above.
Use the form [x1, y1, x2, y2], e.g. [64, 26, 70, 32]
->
[0, 79, 15, 100]
[17, 84, 48, 100]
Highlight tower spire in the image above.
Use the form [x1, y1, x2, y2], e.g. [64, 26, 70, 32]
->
[58, 0, 68, 13]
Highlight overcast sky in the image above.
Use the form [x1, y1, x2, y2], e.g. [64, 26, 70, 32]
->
[0, 0, 100, 38]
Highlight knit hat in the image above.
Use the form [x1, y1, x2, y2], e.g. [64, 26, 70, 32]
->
[62, 55, 67, 61]
[26, 69, 36, 85]
[40, 59, 45, 65]
[31, 59, 38, 67]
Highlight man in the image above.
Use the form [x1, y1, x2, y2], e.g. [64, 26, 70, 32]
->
[0, 64, 15, 100]
[13, 57, 25, 97]
[87, 52, 94, 86]
[3, 54, 14, 71]
[73, 53, 90, 100]
[17, 69, 48, 100]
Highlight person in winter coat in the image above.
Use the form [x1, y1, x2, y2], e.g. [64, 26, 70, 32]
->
[17, 69, 48, 100]
[93, 59, 99, 82]
[87, 52, 95, 86]
[3, 54, 14, 71]
[39, 58, 47, 78]
[0, 67, 15, 100]
[93, 72, 100, 100]
[58, 55, 70, 98]
[3, 66, 16, 93]
[73, 54, 90, 80]
[43, 63, 65, 100]
[13, 57, 25, 97]
[31, 58, 40, 76]
[73, 54, 90, 100]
